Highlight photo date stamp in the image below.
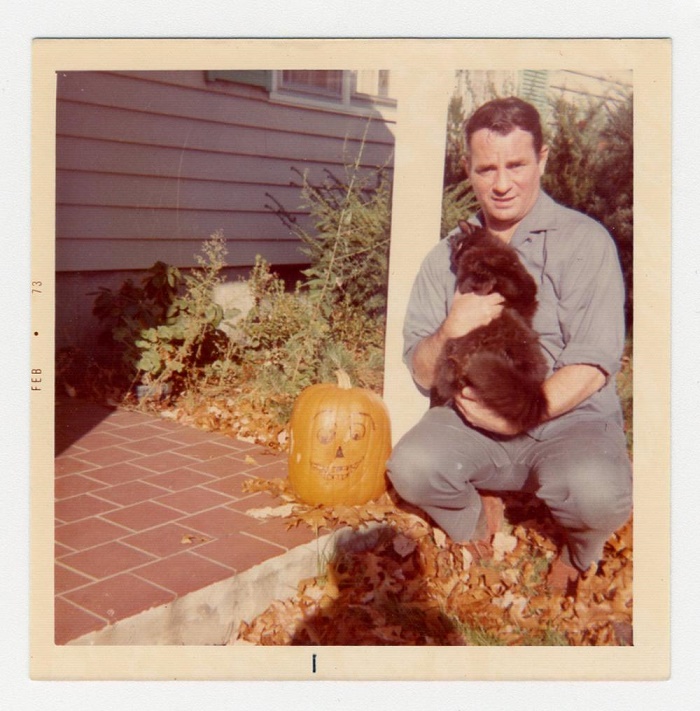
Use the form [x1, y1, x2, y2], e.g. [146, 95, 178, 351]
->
[31, 279, 43, 391]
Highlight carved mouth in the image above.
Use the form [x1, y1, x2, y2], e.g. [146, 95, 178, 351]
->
[311, 457, 364, 481]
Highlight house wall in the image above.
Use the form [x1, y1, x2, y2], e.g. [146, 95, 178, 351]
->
[547, 69, 633, 106]
[55, 70, 396, 351]
[453, 69, 633, 125]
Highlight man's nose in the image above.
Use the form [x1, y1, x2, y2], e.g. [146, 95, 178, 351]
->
[492, 168, 512, 193]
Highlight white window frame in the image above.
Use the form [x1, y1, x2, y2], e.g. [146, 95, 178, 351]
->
[270, 70, 396, 118]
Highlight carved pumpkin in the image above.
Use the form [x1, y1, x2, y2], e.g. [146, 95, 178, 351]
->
[288, 370, 391, 506]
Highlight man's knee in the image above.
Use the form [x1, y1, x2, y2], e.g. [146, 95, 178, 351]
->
[534, 422, 632, 530]
[386, 439, 437, 504]
[387, 407, 462, 503]
[546, 454, 632, 531]
[583, 462, 632, 529]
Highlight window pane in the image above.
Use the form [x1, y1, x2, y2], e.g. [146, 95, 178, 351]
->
[280, 70, 343, 97]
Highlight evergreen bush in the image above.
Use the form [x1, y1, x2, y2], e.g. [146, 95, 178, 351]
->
[542, 93, 633, 327]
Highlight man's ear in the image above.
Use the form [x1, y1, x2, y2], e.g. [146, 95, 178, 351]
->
[538, 145, 549, 176]
[460, 155, 470, 176]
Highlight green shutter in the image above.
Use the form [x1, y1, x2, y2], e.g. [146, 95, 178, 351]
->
[205, 71, 272, 92]
[519, 70, 549, 113]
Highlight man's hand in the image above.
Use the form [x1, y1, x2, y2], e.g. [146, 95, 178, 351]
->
[441, 290, 505, 340]
[411, 289, 505, 391]
[454, 364, 608, 436]
[454, 387, 521, 437]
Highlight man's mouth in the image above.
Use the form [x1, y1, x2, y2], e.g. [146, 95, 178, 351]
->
[492, 195, 516, 206]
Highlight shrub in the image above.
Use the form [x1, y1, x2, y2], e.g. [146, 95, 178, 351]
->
[266, 146, 392, 378]
[444, 93, 467, 188]
[85, 143, 392, 442]
[283, 162, 392, 351]
[542, 93, 633, 327]
[229, 153, 393, 425]
[91, 260, 183, 383]
[92, 232, 232, 395]
[133, 231, 231, 390]
[440, 182, 480, 240]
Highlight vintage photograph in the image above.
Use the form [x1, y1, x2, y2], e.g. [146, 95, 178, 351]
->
[30, 39, 670, 681]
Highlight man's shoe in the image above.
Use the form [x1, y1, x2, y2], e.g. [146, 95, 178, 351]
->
[546, 554, 580, 596]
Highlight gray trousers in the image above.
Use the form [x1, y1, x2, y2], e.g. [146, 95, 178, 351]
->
[387, 406, 632, 571]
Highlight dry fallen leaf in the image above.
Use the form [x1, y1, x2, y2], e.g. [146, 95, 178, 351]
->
[296, 508, 330, 532]
[245, 503, 297, 520]
[392, 533, 417, 558]
[432, 527, 448, 548]
[492, 532, 518, 561]
[461, 547, 474, 569]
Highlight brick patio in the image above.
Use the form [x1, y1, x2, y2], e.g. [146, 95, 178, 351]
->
[54, 395, 315, 645]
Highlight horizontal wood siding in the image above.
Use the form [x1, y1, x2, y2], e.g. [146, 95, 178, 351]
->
[56, 71, 395, 272]
[548, 70, 633, 103]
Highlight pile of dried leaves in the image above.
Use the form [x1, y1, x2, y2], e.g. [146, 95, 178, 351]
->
[233, 477, 633, 647]
[150, 390, 291, 449]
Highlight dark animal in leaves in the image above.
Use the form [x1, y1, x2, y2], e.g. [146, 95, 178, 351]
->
[433, 222, 548, 432]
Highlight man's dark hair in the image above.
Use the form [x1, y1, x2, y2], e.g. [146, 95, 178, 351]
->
[465, 97, 544, 155]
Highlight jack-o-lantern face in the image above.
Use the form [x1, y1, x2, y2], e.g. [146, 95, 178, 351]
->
[288, 371, 391, 506]
[310, 410, 373, 481]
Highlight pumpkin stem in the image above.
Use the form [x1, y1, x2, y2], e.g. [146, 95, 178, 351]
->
[335, 369, 353, 389]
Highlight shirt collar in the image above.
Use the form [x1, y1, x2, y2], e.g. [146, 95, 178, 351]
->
[476, 190, 558, 247]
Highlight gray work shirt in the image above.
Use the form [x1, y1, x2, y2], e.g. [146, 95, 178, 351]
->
[402, 190, 626, 440]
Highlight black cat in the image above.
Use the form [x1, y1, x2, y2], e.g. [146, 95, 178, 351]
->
[433, 222, 548, 432]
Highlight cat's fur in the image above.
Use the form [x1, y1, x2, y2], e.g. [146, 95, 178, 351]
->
[433, 222, 548, 432]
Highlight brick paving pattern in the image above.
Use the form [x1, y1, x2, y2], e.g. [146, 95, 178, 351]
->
[54, 396, 314, 644]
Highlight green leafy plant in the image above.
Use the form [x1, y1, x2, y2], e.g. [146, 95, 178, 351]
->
[219, 256, 384, 428]
[265, 139, 392, 383]
[440, 182, 480, 240]
[289, 162, 392, 349]
[91, 260, 182, 380]
[231, 256, 329, 393]
[92, 232, 232, 396]
[541, 96, 605, 212]
[196, 149, 394, 432]
[134, 231, 230, 390]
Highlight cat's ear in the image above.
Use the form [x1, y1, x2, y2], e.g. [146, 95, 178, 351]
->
[458, 220, 479, 237]
[450, 234, 468, 270]
[450, 220, 483, 269]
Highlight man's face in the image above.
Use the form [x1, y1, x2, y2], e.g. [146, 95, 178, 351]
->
[466, 127, 548, 236]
